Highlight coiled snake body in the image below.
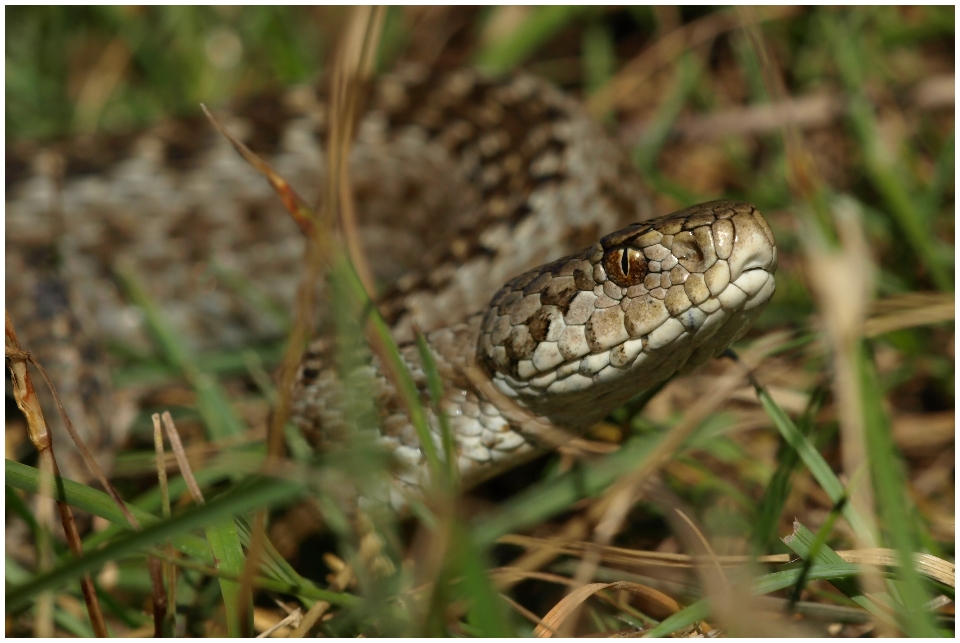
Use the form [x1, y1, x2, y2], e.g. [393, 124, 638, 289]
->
[6, 65, 777, 499]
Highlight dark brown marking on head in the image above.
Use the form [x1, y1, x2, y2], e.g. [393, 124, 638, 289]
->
[505, 325, 536, 361]
[527, 305, 560, 342]
[573, 262, 595, 291]
[539, 275, 578, 307]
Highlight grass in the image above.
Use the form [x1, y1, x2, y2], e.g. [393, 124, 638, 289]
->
[5, 6, 954, 637]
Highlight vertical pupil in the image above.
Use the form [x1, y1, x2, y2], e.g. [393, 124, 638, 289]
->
[620, 249, 630, 275]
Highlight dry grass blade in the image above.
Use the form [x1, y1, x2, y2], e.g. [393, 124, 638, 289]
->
[670, 503, 789, 637]
[498, 534, 956, 588]
[802, 201, 878, 546]
[196, 106, 325, 463]
[5, 312, 110, 637]
[501, 593, 554, 631]
[326, 5, 385, 296]
[738, 7, 824, 204]
[654, 75, 956, 144]
[73, 37, 131, 133]
[201, 9, 390, 630]
[201, 104, 317, 238]
[159, 411, 206, 505]
[205, 87, 331, 635]
[287, 553, 354, 637]
[160, 411, 255, 635]
[864, 291, 954, 337]
[673, 509, 727, 592]
[840, 549, 955, 589]
[493, 519, 589, 593]
[534, 581, 685, 638]
[501, 533, 791, 568]
[256, 607, 301, 638]
[153, 414, 177, 635]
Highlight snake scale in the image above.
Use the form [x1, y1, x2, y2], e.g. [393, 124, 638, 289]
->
[6, 64, 777, 504]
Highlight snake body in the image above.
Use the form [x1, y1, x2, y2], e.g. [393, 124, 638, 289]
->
[6, 65, 777, 495]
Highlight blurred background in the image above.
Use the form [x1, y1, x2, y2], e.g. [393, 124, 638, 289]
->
[6, 6, 954, 637]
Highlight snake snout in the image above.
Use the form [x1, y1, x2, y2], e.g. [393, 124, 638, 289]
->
[725, 208, 778, 283]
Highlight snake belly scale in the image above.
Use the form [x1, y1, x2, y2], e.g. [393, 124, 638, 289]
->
[6, 65, 777, 499]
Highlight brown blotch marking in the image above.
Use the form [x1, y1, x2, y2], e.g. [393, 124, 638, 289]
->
[573, 262, 595, 291]
[162, 116, 219, 171]
[488, 286, 511, 309]
[496, 289, 523, 316]
[509, 266, 541, 291]
[505, 324, 536, 361]
[521, 271, 553, 297]
[527, 305, 560, 342]
[539, 275, 578, 307]
[477, 349, 501, 378]
[600, 224, 648, 249]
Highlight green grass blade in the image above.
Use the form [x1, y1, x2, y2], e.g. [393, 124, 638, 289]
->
[754, 383, 875, 544]
[787, 504, 849, 606]
[581, 20, 615, 98]
[859, 347, 939, 636]
[115, 261, 247, 440]
[415, 331, 458, 488]
[645, 562, 880, 636]
[472, 431, 664, 546]
[825, 13, 952, 290]
[202, 517, 251, 636]
[633, 52, 703, 177]
[336, 255, 443, 484]
[7, 459, 213, 562]
[6, 471, 303, 612]
[475, 6, 593, 74]
[9, 458, 335, 611]
[81, 452, 257, 552]
[784, 521, 899, 628]
[642, 598, 711, 637]
[752, 385, 827, 549]
[456, 524, 513, 637]
[921, 131, 954, 223]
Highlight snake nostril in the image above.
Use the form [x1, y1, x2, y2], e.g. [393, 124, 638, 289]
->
[672, 231, 706, 272]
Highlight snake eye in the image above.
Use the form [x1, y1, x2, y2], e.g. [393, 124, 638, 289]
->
[603, 247, 647, 287]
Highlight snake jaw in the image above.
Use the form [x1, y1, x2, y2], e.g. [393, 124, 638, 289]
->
[477, 200, 777, 429]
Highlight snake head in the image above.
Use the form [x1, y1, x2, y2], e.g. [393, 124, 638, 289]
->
[477, 200, 777, 429]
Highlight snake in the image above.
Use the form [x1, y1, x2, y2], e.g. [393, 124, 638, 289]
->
[6, 64, 777, 501]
